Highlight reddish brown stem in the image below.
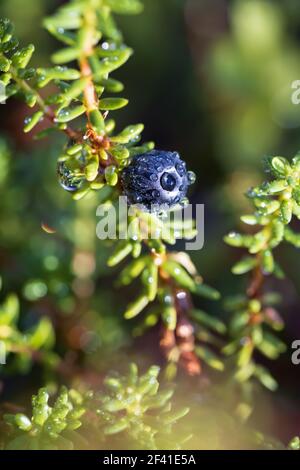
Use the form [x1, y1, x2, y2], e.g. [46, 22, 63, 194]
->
[247, 256, 264, 299]
[160, 284, 201, 376]
[44, 106, 82, 141]
[80, 56, 99, 129]
[175, 289, 201, 375]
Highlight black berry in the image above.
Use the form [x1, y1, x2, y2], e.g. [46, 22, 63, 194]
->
[121, 150, 195, 210]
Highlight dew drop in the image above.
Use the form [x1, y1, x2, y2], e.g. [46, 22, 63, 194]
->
[57, 161, 83, 192]
[176, 162, 186, 176]
[176, 291, 187, 300]
[150, 173, 158, 182]
[134, 194, 142, 203]
[180, 197, 189, 207]
[152, 189, 160, 199]
[164, 294, 172, 305]
[187, 171, 196, 184]
[160, 172, 176, 191]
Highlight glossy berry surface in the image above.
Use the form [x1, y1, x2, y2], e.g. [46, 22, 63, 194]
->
[121, 150, 195, 210]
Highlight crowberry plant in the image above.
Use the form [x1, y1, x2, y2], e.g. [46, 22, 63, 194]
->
[0, 292, 56, 373]
[225, 155, 300, 391]
[2, 364, 189, 450]
[1, 0, 300, 452]
[0, 0, 223, 378]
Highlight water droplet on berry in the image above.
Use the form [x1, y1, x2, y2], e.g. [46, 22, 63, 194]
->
[187, 171, 196, 184]
[180, 197, 189, 207]
[152, 189, 160, 198]
[160, 172, 176, 191]
[176, 162, 186, 176]
[150, 173, 158, 182]
[134, 194, 142, 203]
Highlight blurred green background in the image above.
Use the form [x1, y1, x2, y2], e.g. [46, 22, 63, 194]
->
[1, 0, 300, 448]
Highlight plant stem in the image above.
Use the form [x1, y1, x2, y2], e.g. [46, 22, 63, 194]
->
[159, 280, 201, 375]
[247, 257, 264, 298]
[79, 8, 100, 131]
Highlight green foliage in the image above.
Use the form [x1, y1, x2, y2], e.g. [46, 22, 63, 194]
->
[0, 291, 57, 374]
[4, 387, 85, 450]
[0, 1, 152, 199]
[0, 0, 222, 376]
[0, 139, 9, 186]
[224, 154, 300, 389]
[90, 363, 190, 449]
[2, 0, 299, 451]
[2, 364, 190, 450]
[116, 247, 224, 375]
[288, 436, 300, 450]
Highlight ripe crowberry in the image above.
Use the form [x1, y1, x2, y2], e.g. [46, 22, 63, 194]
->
[121, 150, 195, 210]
